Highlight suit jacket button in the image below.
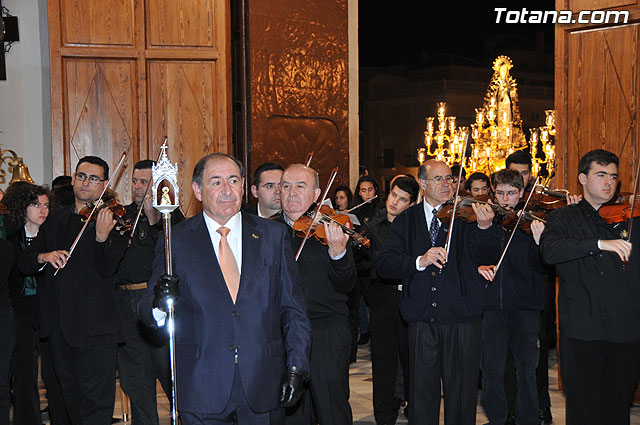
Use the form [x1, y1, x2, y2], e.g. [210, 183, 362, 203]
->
[430, 317, 436, 323]
[432, 302, 437, 307]
[232, 310, 239, 317]
[431, 287, 436, 292]
[431, 271, 436, 276]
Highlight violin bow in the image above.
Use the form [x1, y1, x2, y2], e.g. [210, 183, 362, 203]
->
[53, 151, 128, 276]
[305, 152, 314, 167]
[346, 195, 378, 214]
[128, 147, 165, 245]
[493, 176, 541, 275]
[626, 156, 640, 243]
[295, 167, 339, 262]
[443, 131, 470, 258]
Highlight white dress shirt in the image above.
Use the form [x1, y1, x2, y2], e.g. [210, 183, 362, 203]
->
[202, 210, 243, 273]
[416, 199, 443, 271]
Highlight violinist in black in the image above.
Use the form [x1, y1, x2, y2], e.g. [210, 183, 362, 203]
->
[540, 149, 640, 425]
[275, 164, 356, 425]
[19, 156, 129, 425]
[472, 169, 546, 425]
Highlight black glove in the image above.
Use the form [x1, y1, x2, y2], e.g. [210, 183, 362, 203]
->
[279, 365, 308, 407]
[153, 273, 179, 311]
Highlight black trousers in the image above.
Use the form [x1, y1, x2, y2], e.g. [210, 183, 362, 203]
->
[560, 335, 640, 425]
[180, 365, 285, 425]
[39, 335, 70, 425]
[481, 310, 539, 425]
[49, 322, 118, 425]
[286, 320, 352, 425]
[407, 321, 481, 425]
[369, 283, 409, 425]
[11, 312, 41, 425]
[117, 288, 170, 425]
[0, 309, 15, 425]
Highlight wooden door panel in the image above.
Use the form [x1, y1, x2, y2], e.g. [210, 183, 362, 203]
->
[146, 0, 216, 47]
[61, 0, 135, 46]
[147, 61, 219, 213]
[566, 24, 638, 190]
[64, 59, 138, 201]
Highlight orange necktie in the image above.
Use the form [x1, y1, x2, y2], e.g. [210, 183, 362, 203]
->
[216, 227, 240, 303]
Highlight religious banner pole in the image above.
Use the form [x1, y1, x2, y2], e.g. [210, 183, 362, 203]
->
[152, 140, 180, 425]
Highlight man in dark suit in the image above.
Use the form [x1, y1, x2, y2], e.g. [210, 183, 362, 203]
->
[138, 153, 311, 424]
[19, 156, 129, 425]
[376, 160, 485, 425]
[247, 162, 284, 218]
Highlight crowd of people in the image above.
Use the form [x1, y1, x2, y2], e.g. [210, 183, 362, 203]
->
[0, 148, 637, 425]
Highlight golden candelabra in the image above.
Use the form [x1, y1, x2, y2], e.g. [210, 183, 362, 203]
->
[417, 56, 556, 178]
[418, 102, 469, 167]
[529, 109, 556, 178]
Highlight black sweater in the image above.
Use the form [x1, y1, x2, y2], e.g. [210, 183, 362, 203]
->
[274, 214, 356, 325]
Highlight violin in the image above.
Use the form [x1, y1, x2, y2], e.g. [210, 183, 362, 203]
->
[525, 185, 568, 210]
[437, 194, 546, 234]
[599, 199, 640, 224]
[292, 204, 370, 248]
[78, 193, 132, 234]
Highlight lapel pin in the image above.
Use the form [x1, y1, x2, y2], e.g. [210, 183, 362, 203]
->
[252, 233, 260, 239]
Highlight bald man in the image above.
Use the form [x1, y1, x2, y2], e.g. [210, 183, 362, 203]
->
[376, 160, 486, 425]
[275, 164, 356, 425]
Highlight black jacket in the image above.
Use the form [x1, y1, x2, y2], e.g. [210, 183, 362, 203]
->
[376, 203, 486, 324]
[19, 205, 129, 346]
[540, 200, 640, 342]
[474, 222, 545, 311]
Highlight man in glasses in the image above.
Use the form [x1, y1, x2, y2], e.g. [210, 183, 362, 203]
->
[20, 156, 129, 425]
[376, 160, 485, 425]
[248, 162, 284, 219]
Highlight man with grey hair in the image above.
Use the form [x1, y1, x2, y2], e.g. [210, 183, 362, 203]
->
[275, 163, 356, 425]
[377, 160, 485, 425]
[139, 153, 311, 424]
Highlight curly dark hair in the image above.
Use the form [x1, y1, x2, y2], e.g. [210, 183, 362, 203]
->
[2, 183, 51, 231]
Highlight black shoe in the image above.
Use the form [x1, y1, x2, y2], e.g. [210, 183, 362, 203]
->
[538, 407, 552, 424]
[358, 333, 370, 345]
[505, 413, 517, 425]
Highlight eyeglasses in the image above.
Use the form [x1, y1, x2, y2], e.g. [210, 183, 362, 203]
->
[495, 190, 520, 197]
[75, 173, 105, 185]
[424, 175, 454, 184]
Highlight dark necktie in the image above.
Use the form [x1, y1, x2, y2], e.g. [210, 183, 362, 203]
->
[429, 208, 439, 246]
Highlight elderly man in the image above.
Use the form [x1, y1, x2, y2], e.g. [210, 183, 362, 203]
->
[376, 160, 485, 425]
[274, 164, 356, 425]
[138, 153, 311, 424]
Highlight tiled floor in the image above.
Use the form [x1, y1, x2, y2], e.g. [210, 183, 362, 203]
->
[38, 343, 640, 425]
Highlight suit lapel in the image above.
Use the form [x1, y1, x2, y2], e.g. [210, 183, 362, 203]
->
[413, 203, 432, 253]
[188, 213, 230, 299]
[237, 212, 261, 302]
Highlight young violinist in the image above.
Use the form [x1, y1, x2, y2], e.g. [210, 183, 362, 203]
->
[540, 149, 639, 425]
[472, 169, 546, 425]
[275, 163, 356, 425]
[18, 156, 129, 425]
[365, 176, 419, 424]
[464, 172, 491, 198]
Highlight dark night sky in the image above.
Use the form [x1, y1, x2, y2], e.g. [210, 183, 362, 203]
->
[359, 2, 556, 67]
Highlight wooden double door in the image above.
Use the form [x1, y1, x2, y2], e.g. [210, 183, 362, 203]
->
[49, 0, 231, 216]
